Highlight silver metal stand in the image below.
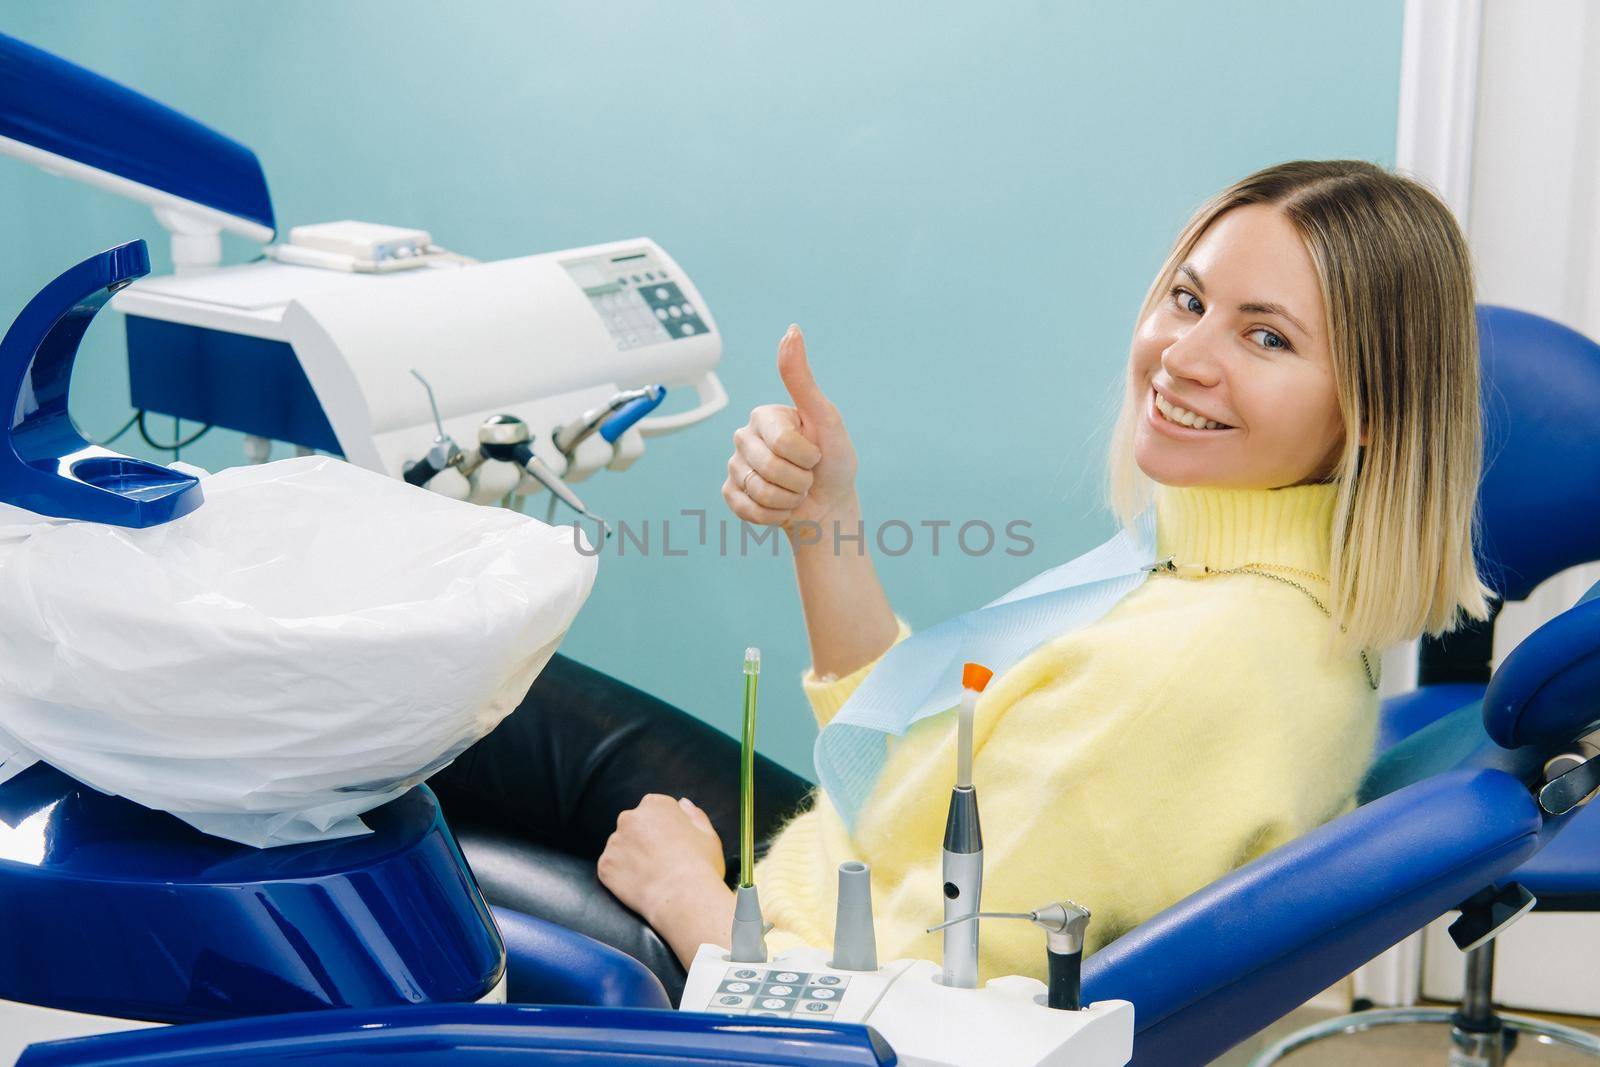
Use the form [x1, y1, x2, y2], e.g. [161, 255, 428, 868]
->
[1248, 941, 1600, 1066]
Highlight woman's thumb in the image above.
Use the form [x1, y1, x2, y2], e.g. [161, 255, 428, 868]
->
[777, 325, 837, 426]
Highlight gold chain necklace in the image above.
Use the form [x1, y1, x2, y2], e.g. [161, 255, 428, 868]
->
[1151, 559, 1380, 690]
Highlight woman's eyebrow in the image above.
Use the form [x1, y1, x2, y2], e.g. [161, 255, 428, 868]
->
[1178, 263, 1311, 337]
[1238, 301, 1310, 337]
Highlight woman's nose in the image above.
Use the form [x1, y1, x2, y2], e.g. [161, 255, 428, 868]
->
[1160, 321, 1223, 388]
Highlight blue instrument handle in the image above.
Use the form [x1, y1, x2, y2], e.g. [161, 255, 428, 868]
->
[600, 386, 667, 443]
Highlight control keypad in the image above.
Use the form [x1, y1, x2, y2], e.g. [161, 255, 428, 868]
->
[710, 964, 851, 1018]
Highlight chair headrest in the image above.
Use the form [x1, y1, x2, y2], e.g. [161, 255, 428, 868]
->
[1477, 306, 1600, 601]
[1483, 579, 1600, 749]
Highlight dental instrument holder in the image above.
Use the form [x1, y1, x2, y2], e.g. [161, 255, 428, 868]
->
[0, 240, 201, 527]
[677, 648, 1132, 1065]
[942, 788, 982, 987]
[832, 861, 878, 971]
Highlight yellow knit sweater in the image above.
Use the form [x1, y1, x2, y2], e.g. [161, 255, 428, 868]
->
[753, 483, 1378, 982]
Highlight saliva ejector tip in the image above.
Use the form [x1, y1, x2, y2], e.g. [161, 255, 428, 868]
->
[744, 647, 761, 674]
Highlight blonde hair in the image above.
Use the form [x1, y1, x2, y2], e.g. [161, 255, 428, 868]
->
[1108, 160, 1492, 655]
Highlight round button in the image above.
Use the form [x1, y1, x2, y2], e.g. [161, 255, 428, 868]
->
[806, 1001, 830, 1012]
[734, 969, 758, 979]
[668, 306, 683, 318]
[681, 323, 697, 335]
[776, 972, 800, 983]
[816, 975, 842, 985]
[761, 998, 787, 1010]
[655, 287, 669, 300]
[812, 988, 836, 1000]
[768, 985, 793, 996]
[726, 982, 751, 993]
[679, 304, 695, 317]
[719, 995, 741, 1005]
[655, 307, 668, 320]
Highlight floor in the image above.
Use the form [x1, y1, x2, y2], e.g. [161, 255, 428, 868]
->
[1212, 1003, 1600, 1065]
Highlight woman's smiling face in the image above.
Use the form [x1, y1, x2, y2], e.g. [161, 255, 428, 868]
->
[1129, 204, 1347, 489]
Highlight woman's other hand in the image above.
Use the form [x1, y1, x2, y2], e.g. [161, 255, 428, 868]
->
[724, 325, 860, 535]
[598, 794, 728, 927]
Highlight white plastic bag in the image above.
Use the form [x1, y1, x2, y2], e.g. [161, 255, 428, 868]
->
[0, 456, 597, 847]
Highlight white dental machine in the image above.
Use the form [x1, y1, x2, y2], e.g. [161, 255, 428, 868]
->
[678, 651, 1136, 1067]
[1, 59, 726, 517]
[115, 229, 726, 517]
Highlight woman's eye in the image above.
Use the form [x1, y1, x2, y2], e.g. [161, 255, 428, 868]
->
[1171, 287, 1203, 314]
[1248, 327, 1290, 352]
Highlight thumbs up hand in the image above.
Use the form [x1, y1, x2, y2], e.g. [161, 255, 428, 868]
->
[723, 325, 860, 534]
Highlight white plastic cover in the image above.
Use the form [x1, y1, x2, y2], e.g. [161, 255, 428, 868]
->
[0, 456, 598, 847]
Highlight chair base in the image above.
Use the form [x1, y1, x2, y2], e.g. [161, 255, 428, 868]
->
[1248, 1006, 1600, 1066]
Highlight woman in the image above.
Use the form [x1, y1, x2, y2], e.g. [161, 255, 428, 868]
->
[429, 159, 1489, 997]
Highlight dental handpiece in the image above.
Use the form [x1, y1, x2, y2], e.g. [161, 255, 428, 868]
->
[402, 369, 464, 487]
[942, 662, 993, 989]
[477, 415, 609, 534]
[927, 901, 1091, 1011]
[552, 384, 665, 456]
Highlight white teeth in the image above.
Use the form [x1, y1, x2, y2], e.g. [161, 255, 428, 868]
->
[1154, 390, 1226, 430]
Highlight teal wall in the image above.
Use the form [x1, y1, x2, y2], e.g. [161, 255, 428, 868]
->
[0, 2, 1403, 777]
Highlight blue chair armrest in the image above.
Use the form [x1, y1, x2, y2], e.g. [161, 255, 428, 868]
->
[1515, 801, 1600, 905]
[17, 1004, 894, 1066]
[1081, 767, 1543, 1067]
[491, 905, 671, 1009]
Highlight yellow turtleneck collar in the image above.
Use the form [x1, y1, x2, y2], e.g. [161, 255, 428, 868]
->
[1154, 482, 1338, 577]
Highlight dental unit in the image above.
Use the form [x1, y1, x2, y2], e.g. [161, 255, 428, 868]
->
[0, 39, 725, 523]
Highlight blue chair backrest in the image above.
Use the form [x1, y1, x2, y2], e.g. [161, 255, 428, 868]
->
[1395, 306, 1600, 730]
[1476, 305, 1600, 600]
